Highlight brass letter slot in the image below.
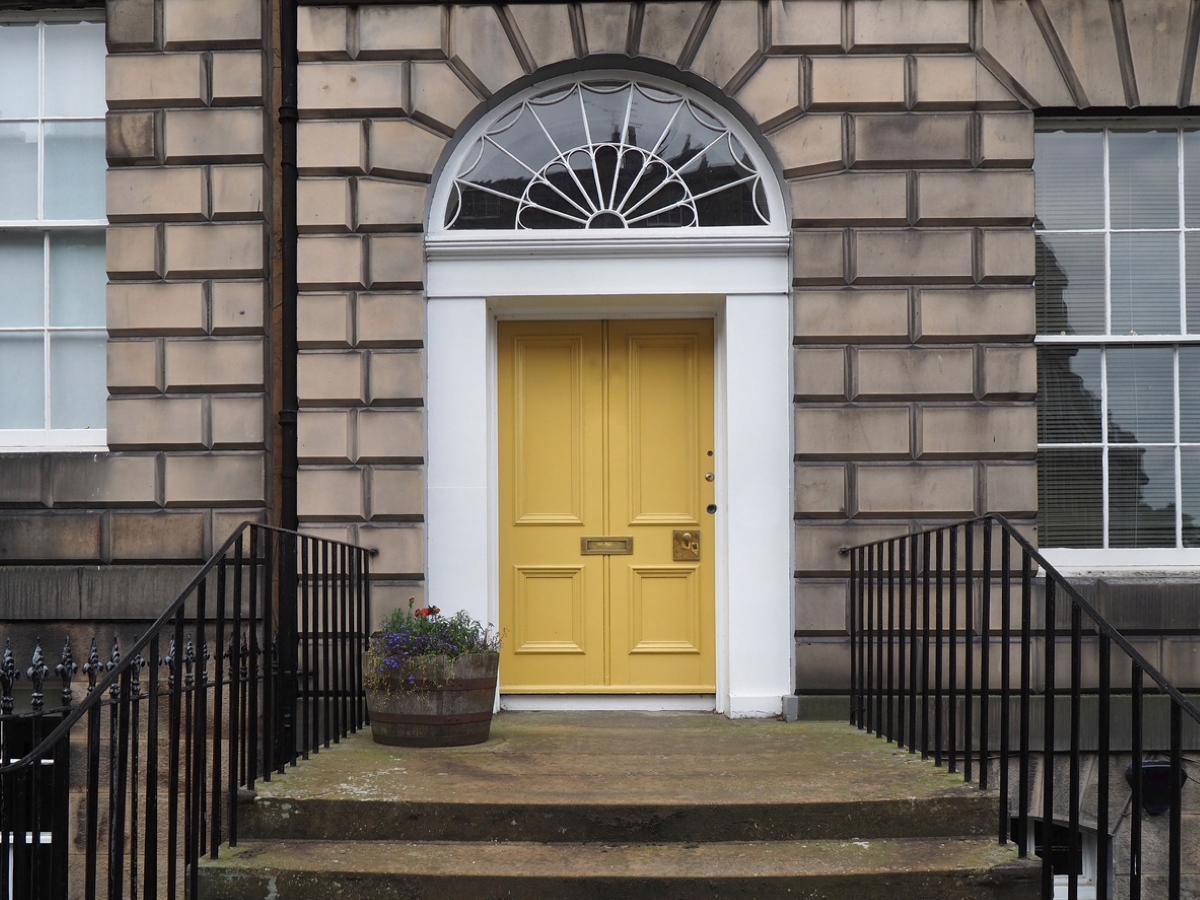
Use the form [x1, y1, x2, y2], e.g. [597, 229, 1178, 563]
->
[581, 536, 633, 555]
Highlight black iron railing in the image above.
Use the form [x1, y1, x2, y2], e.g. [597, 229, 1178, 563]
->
[0, 523, 372, 900]
[845, 514, 1200, 900]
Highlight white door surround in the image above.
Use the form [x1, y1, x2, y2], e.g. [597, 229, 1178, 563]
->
[422, 70, 793, 718]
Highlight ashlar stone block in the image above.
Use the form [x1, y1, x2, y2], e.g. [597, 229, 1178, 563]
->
[581, 3, 632, 55]
[768, 114, 843, 178]
[51, 455, 157, 506]
[211, 51, 264, 105]
[916, 171, 1035, 225]
[163, 0, 262, 50]
[298, 6, 352, 60]
[791, 172, 908, 226]
[1039, 0, 1126, 107]
[449, 5, 525, 95]
[411, 62, 482, 134]
[368, 350, 423, 404]
[795, 289, 909, 342]
[297, 351, 365, 406]
[299, 62, 409, 117]
[106, 225, 161, 279]
[917, 289, 1036, 342]
[164, 223, 264, 278]
[369, 120, 446, 181]
[793, 347, 846, 398]
[358, 409, 424, 461]
[794, 407, 911, 458]
[983, 346, 1037, 397]
[212, 281, 266, 335]
[857, 348, 975, 398]
[795, 580, 849, 634]
[107, 167, 207, 222]
[357, 292, 423, 347]
[211, 396, 265, 448]
[164, 109, 264, 163]
[107, 282, 205, 336]
[298, 410, 353, 463]
[356, 179, 425, 232]
[106, 0, 157, 51]
[298, 293, 354, 349]
[164, 454, 266, 506]
[792, 230, 846, 285]
[297, 468, 365, 521]
[853, 114, 971, 166]
[509, 4, 575, 69]
[355, 524, 424, 577]
[297, 178, 353, 233]
[106, 53, 207, 108]
[794, 523, 908, 574]
[298, 120, 367, 174]
[735, 58, 801, 129]
[368, 467, 424, 520]
[852, 0, 970, 49]
[979, 229, 1035, 284]
[979, 0, 1074, 107]
[984, 463, 1037, 515]
[980, 113, 1035, 167]
[107, 340, 159, 393]
[913, 56, 1020, 110]
[810, 57, 906, 109]
[768, 0, 843, 52]
[638, 2, 705, 65]
[919, 405, 1036, 457]
[688, 0, 761, 90]
[164, 339, 264, 391]
[856, 464, 976, 515]
[107, 397, 204, 449]
[358, 5, 445, 59]
[111, 513, 206, 561]
[368, 235, 423, 288]
[297, 235, 365, 290]
[854, 229, 974, 284]
[794, 465, 846, 516]
[211, 166, 265, 220]
[1124, 0, 1191, 107]
[0, 514, 101, 562]
[107, 111, 158, 163]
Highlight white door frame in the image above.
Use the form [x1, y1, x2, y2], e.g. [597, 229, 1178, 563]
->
[424, 233, 793, 717]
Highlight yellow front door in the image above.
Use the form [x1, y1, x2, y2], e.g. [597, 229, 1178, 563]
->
[498, 319, 716, 693]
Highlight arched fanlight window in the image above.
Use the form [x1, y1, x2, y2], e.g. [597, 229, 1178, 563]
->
[439, 76, 775, 231]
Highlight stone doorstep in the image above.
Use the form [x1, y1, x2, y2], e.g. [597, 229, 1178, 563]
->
[198, 837, 1038, 900]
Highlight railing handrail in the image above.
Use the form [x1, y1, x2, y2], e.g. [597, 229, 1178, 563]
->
[841, 513, 1200, 728]
[0, 521, 375, 776]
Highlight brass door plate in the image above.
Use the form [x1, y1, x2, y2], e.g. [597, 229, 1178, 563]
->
[673, 530, 700, 561]
[581, 536, 633, 555]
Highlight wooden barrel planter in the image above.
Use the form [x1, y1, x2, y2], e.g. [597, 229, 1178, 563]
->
[365, 650, 499, 748]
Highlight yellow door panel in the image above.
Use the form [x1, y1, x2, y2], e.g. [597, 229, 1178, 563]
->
[499, 318, 714, 693]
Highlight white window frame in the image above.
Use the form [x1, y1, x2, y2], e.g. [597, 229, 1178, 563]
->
[0, 11, 107, 451]
[1036, 122, 1200, 569]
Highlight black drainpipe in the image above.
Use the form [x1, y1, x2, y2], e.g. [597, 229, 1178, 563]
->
[279, 0, 299, 533]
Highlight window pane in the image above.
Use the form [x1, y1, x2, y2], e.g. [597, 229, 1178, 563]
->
[0, 232, 44, 326]
[0, 334, 44, 428]
[1183, 447, 1200, 547]
[1109, 130, 1179, 229]
[50, 331, 105, 428]
[1186, 233, 1200, 334]
[43, 22, 106, 117]
[44, 121, 105, 220]
[1036, 234, 1105, 334]
[1183, 131, 1200, 227]
[1106, 346, 1174, 443]
[1110, 233, 1180, 335]
[0, 24, 39, 119]
[1038, 346, 1102, 442]
[0, 122, 39, 220]
[49, 230, 105, 326]
[1109, 446, 1177, 547]
[1038, 449, 1103, 548]
[1034, 131, 1104, 230]
[1182, 347, 1200, 442]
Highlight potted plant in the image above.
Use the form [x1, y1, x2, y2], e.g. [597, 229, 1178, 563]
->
[364, 600, 500, 747]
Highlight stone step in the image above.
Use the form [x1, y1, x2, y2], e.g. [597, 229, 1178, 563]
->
[198, 837, 1039, 900]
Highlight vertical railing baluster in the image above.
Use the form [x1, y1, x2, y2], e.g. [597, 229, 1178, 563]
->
[964, 522, 974, 783]
[865, 544, 875, 734]
[1169, 702, 1182, 900]
[999, 532, 1011, 845]
[934, 529, 944, 767]
[1068, 603, 1081, 900]
[886, 540, 896, 743]
[356, 548, 368, 728]
[212, 558, 227, 859]
[1018, 550, 1032, 858]
[1130, 663, 1143, 900]
[145, 635, 160, 900]
[875, 542, 885, 738]
[323, 540, 333, 749]
[261, 529, 276, 779]
[83, 639, 101, 900]
[1097, 632, 1110, 900]
[300, 536, 311, 759]
[979, 522, 991, 791]
[0, 641, 13, 900]
[850, 548, 859, 727]
[896, 537, 907, 748]
[247, 527, 259, 790]
[909, 534, 919, 754]
[168, 616, 184, 898]
[337, 544, 348, 741]
[921, 532, 931, 761]
[229, 538, 243, 848]
[130, 653, 144, 900]
[949, 526, 958, 775]
[1043, 578, 1057, 900]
